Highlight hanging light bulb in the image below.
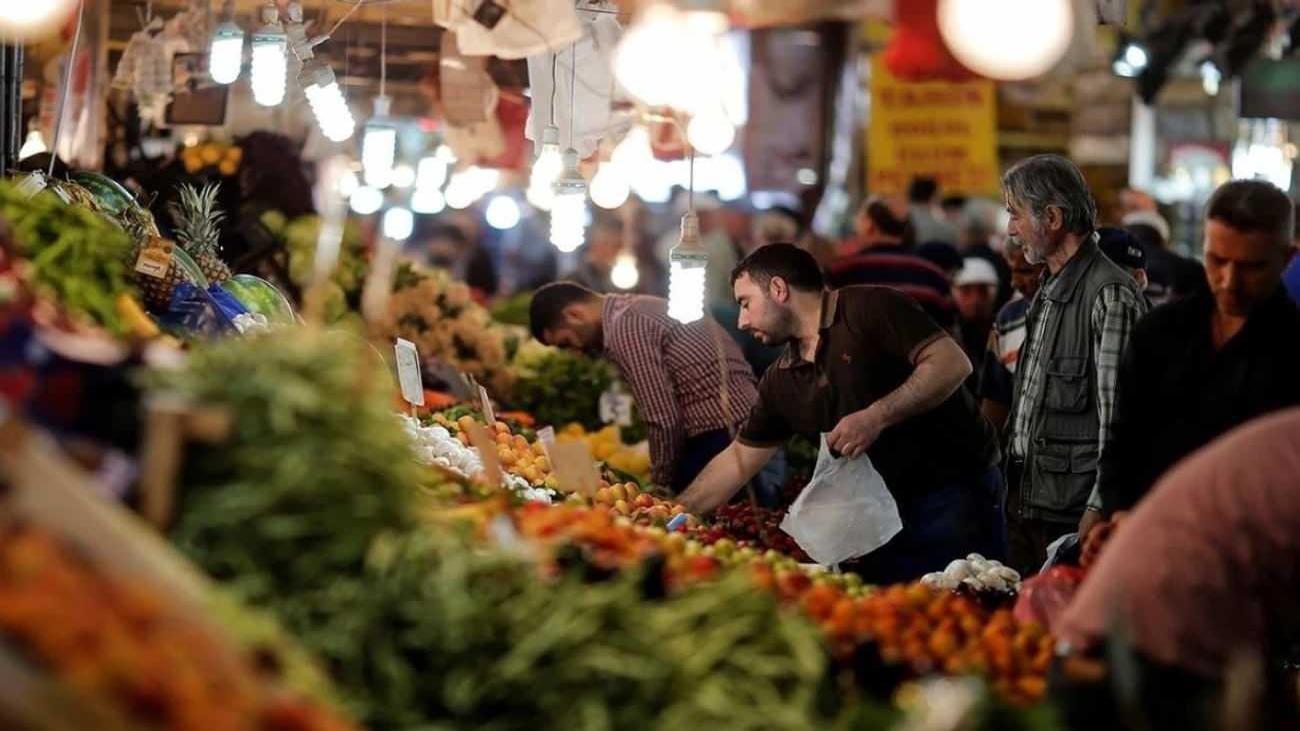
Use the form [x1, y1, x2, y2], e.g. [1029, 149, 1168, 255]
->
[382, 206, 414, 241]
[937, 0, 1073, 81]
[18, 129, 47, 160]
[301, 59, 355, 142]
[250, 4, 287, 107]
[337, 168, 360, 197]
[527, 126, 564, 211]
[391, 163, 416, 188]
[550, 150, 587, 253]
[415, 156, 448, 191]
[362, 96, 397, 188]
[610, 251, 640, 290]
[667, 211, 708, 323]
[411, 187, 446, 215]
[0, 0, 75, 42]
[613, 3, 687, 108]
[209, 19, 245, 85]
[485, 195, 522, 230]
[612, 126, 655, 176]
[350, 185, 383, 215]
[687, 109, 736, 155]
[444, 171, 478, 210]
[590, 163, 631, 210]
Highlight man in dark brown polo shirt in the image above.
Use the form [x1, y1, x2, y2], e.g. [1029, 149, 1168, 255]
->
[678, 244, 1003, 583]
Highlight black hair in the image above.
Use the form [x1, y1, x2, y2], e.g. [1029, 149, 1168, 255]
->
[940, 195, 967, 211]
[908, 176, 939, 203]
[1205, 179, 1294, 249]
[529, 281, 598, 341]
[858, 198, 916, 246]
[730, 243, 824, 292]
[916, 241, 963, 273]
[1124, 223, 1165, 251]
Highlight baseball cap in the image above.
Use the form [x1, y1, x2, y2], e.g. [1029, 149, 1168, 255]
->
[1097, 227, 1147, 270]
[954, 256, 1000, 287]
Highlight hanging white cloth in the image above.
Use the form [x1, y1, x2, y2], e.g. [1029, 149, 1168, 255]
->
[523, 5, 622, 158]
[435, 0, 583, 59]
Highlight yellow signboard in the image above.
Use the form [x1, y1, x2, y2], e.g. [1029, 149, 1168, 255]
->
[866, 56, 999, 197]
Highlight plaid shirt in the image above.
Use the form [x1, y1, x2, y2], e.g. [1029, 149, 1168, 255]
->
[602, 295, 758, 486]
[1009, 252, 1147, 512]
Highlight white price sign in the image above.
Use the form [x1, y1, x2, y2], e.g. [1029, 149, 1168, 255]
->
[394, 339, 425, 407]
[599, 388, 633, 427]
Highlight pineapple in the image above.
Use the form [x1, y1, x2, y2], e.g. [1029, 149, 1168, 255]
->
[169, 183, 232, 285]
[134, 236, 192, 313]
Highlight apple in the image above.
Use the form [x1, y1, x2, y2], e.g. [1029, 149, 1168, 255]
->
[634, 493, 655, 509]
[609, 484, 628, 502]
[595, 487, 612, 504]
[613, 499, 631, 516]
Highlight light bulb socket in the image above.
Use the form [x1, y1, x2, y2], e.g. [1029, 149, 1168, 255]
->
[299, 58, 336, 89]
[213, 20, 244, 41]
[257, 3, 280, 27]
[678, 210, 701, 247]
[553, 150, 587, 195]
[541, 125, 560, 148]
[373, 94, 392, 119]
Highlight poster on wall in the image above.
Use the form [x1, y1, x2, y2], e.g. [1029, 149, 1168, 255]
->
[866, 56, 999, 197]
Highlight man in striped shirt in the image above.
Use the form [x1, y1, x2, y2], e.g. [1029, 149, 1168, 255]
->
[530, 282, 759, 491]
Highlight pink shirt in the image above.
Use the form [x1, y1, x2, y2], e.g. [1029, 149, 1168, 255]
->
[1059, 408, 1300, 676]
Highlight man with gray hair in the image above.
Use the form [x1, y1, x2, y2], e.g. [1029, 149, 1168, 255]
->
[1002, 154, 1148, 575]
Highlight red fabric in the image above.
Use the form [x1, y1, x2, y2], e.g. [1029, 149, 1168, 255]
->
[482, 93, 529, 171]
[883, 0, 975, 82]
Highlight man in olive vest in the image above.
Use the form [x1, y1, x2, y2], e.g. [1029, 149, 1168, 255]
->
[1002, 155, 1148, 575]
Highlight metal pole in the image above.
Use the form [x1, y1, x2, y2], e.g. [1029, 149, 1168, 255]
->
[0, 43, 10, 173]
[8, 44, 24, 171]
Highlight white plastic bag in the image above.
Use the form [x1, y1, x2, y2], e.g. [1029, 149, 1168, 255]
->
[779, 434, 902, 567]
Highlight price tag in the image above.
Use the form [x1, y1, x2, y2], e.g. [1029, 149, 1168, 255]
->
[548, 440, 601, 496]
[477, 383, 496, 425]
[464, 419, 503, 487]
[536, 426, 556, 447]
[16, 173, 46, 197]
[394, 339, 425, 407]
[599, 388, 634, 427]
[134, 238, 174, 279]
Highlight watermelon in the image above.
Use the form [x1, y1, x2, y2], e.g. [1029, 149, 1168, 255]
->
[70, 171, 135, 215]
[220, 274, 297, 326]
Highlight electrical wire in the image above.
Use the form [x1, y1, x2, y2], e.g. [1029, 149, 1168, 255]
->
[327, 0, 364, 39]
[49, 0, 85, 177]
[379, 5, 387, 98]
[567, 40, 577, 149]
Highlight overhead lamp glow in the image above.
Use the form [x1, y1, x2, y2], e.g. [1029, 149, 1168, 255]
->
[362, 96, 397, 188]
[589, 163, 631, 210]
[1112, 41, 1149, 78]
[391, 163, 416, 189]
[209, 20, 246, 85]
[337, 168, 360, 197]
[350, 185, 383, 215]
[415, 156, 448, 191]
[18, 129, 47, 160]
[612, 127, 655, 175]
[250, 4, 287, 106]
[610, 251, 640, 290]
[937, 0, 1073, 81]
[411, 187, 446, 215]
[687, 110, 736, 155]
[485, 195, 522, 230]
[382, 206, 414, 241]
[1200, 60, 1221, 96]
[528, 126, 564, 211]
[667, 211, 707, 323]
[301, 59, 355, 142]
[550, 151, 587, 253]
[0, 0, 75, 42]
[444, 172, 478, 210]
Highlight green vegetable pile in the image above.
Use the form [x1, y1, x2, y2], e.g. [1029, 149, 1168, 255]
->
[343, 529, 856, 731]
[0, 181, 136, 333]
[509, 342, 615, 431]
[143, 328, 423, 642]
[490, 290, 533, 327]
